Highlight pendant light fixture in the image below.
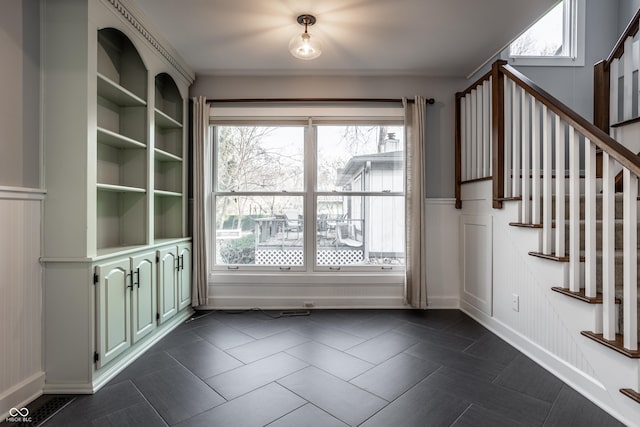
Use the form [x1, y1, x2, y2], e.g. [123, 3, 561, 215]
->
[289, 14, 322, 60]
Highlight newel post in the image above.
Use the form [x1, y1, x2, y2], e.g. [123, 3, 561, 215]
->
[455, 92, 462, 209]
[594, 60, 610, 133]
[491, 60, 507, 209]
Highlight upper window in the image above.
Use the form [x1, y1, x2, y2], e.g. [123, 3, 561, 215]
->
[506, 0, 585, 66]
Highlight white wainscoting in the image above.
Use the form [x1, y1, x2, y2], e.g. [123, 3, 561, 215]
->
[459, 181, 640, 426]
[0, 186, 45, 418]
[460, 214, 492, 315]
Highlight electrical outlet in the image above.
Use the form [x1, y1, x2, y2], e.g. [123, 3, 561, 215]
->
[512, 294, 519, 312]
[303, 301, 315, 308]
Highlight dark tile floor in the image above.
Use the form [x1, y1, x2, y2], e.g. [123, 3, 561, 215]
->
[35, 309, 624, 426]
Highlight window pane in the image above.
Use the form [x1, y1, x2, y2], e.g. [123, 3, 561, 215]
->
[216, 126, 304, 192]
[215, 195, 304, 266]
[510, 1, 564, 57]
[317, 125, 404, 192]
[316, 195, 404, 266]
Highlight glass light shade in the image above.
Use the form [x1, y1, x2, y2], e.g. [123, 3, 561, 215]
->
[289, 31, 322, 60]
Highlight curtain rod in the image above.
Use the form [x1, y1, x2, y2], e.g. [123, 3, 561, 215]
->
[206, 97, 435, 105]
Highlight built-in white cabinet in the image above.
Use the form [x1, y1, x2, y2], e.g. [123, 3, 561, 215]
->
[157, 246, 179, 324]
[131, 251, 157, 343]
[178, 243, 192, 311]
[95, 258, 131, 368]
[41, 0, 194, 394]
[95, 250, 158, 369]
[157, 242, 192, 324]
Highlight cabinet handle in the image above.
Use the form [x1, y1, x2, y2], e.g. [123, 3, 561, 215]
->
[279, 266, 291, 271]
[134, 268, 140, 288]
[179, 255, 184, 271]
[329, 266, 341, 271]
[127, 272, 134, 291]
[175, 258, 180, 271]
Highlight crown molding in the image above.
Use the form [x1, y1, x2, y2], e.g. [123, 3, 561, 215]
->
[102, 0, 195, 84]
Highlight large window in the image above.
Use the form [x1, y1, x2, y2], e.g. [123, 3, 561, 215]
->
[211, 116, 405, 272]
[507, 0, 584, 66]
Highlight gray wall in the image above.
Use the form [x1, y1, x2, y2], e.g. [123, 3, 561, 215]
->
[469, 0, 621, 121]
[619, 0, 640, 32]
[191, 75, 467, 198]
[0, 0, 40, 188]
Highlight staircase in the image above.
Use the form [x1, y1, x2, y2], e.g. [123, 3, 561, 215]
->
[455, 54, 640, 423]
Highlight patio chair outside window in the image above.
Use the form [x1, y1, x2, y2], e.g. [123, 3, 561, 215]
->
[335, 222, 363, 248]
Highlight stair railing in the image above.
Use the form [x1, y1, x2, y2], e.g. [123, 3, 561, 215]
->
[456, 59, 640, 351]
[594, 7, 640, 132]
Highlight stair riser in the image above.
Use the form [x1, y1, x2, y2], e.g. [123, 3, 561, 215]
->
[550, 195, 628, 221]
[559, 222, 640, 251]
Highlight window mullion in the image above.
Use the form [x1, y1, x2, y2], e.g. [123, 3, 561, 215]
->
[305, 122, 316, 272]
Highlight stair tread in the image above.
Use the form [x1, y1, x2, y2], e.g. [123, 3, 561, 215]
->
[580, 331, 640, 358]
[620, 388, 640, 404]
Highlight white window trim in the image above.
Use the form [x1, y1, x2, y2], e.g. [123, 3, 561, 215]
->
[502, 0, 585, 67]
[208, 105, 406, 277]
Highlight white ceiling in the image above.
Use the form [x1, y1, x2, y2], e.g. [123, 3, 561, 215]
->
[132, 0, 560, 77]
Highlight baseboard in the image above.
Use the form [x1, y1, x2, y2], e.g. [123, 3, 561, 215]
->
[42, 309, 193, 395]
[206, 296, 407, 310]
[426, 296, 460, 309]
[0, 371, 45, 420]
[460, 301, 635, 427]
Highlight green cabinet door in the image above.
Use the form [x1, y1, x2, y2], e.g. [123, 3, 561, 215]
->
[177, 243, 191, 310]
[131, 251, 157, 343]
[95, 258, 131, 368]
[157, 246, 178, 324]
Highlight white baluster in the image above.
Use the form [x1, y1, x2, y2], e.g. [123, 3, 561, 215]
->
[602, 152, 616, 340]
[512, 84, 521, 198]
[610, 59, 620, 124]
[623, 169, 638, 350]
[483, 80, 491, 177]
[635, 39, 640, 120]
[568, 127, 580, 292]
[624, 37, 634, 121]
[465, 93, 472, 180]
[504, 79, 512, 197]
[584, 139, 596, 298]
[531, 98, 541, 225]
[542, 106, 553, 254]
[460, 97, 466, 181]
[476, 87, 483, 177]
[521, 90, 531, 223]
[471, 89, 477, 180]
[555, 116, 566, 259]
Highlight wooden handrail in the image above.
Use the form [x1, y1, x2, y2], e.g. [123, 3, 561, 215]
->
[457, 70, 492, 98]
[606, 7, 640, 66]
[500, 63, 640, 177]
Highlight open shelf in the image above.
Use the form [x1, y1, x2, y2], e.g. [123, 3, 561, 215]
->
[154, 194, 183, 240]
[97, 190, 147, 250]
[95, 28, 149, 253]
[155, 108, 182, 129]
[155, 190, 182, 197]
[97, 183, 146, 193]
[154, 147, 182, 162]
[97, 73, 146, 107]
[98, 127, 146, 149]
[155, 72, 183, 124]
